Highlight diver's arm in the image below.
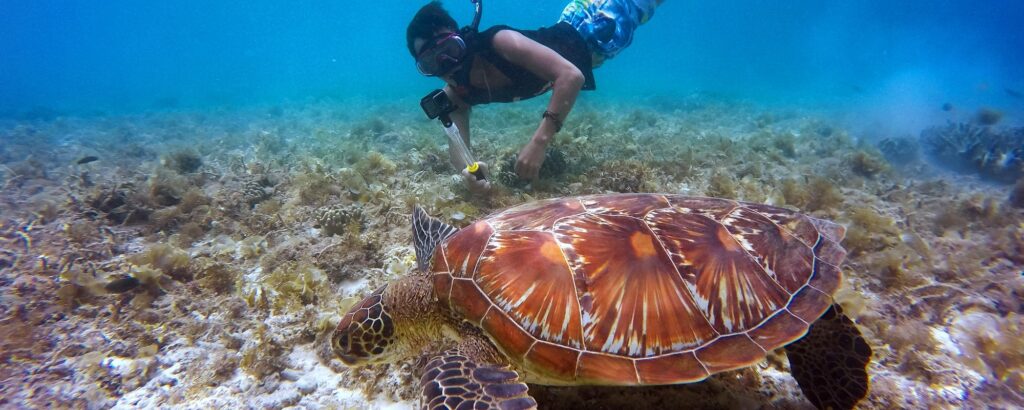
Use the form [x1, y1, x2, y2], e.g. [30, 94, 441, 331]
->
[492, 30, 584, 180]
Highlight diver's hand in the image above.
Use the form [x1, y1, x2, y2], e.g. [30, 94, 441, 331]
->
[461, 162, 491, 195]
[515, 140, 547, 181]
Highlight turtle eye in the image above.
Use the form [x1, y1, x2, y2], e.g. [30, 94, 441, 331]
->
[331, 315, 360, 365]
[333, 321, 352, 351]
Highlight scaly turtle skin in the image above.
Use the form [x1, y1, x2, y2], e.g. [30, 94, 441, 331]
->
[332, 194, 871, 410]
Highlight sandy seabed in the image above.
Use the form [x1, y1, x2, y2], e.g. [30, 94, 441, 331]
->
[1, 97, 1022, 409]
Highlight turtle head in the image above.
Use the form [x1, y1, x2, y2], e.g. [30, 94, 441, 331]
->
[332, 284, 397, 366]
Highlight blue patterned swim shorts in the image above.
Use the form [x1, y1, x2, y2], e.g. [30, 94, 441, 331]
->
[558, 0, 660, 67]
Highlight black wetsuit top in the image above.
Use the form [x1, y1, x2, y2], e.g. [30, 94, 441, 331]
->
[452, 22, 595, 106]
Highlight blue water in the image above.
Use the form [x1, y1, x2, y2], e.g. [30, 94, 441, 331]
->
[2, 0, 1023, 130]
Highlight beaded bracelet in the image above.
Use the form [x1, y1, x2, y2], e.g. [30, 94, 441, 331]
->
[542, 110, 563, 133]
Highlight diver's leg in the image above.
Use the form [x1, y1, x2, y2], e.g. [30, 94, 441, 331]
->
[630, 0, 663, 24]
[559, 0, 664, 67]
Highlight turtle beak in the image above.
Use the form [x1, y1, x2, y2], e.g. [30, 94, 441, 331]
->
[337, 352, 359, 366]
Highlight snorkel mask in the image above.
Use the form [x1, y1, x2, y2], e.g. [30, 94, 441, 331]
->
[416, 32, 467, 76]
[415, 0, 482, 77]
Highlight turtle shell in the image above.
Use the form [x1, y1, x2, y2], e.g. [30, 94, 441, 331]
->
[430, 194, 847, 385]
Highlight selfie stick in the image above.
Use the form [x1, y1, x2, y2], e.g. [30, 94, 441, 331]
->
[420, 89, 485, 181]
[445, 123, 484, 180]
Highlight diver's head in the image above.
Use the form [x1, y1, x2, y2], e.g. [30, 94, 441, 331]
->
[407, 2, 458, 58]
[331, 284, 397, 366]
[408, 2, 466, 77]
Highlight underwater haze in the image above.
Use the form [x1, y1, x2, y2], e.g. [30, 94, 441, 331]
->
[3, 1, 1024, 126]
[2, 1, 1024, 409]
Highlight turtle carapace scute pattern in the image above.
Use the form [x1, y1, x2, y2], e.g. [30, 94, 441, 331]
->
[333, 194, 871, 410]
[433, 194, 849, 385]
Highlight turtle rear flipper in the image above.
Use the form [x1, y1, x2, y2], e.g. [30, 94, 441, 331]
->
[784, 305, 872, 410]
[420, 350, 537, 410]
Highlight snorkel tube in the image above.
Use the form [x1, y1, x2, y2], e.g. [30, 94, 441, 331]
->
[419, 0, 486, 181]
[467, 0, 482, 35]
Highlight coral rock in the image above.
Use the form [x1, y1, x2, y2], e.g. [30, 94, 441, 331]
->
[313, 205, 365, 237]
[921, 123, 1024, 182]
[242, 179, 274, 206]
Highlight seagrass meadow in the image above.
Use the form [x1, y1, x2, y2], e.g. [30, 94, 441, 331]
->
[1, 96, 1022, 409]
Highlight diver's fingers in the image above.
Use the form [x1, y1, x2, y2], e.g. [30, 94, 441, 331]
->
[526, 163, 540, 180]
[462, 162, 490, 181]
[463, 175, 490, 194]
[462, 167, 491, 194]
[514, 159, 537, 180]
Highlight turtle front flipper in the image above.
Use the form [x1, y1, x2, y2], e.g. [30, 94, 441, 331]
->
[784, 305, 872, 410]
[413, 206, 459, 272]
[420, 350, 537, 410]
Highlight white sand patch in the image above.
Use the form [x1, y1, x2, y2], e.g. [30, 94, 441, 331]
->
[930, 327, 960, 356]
[110, 339, 416, 409]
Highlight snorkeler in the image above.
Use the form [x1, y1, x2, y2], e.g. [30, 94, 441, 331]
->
[409, 0, 663, 193]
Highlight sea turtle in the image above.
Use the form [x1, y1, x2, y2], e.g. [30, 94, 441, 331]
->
[332, 194, 871, 409]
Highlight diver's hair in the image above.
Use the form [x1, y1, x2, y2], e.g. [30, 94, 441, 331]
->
[407, 2, 458, 57]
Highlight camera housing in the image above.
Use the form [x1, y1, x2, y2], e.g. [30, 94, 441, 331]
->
[420, 89, 456, 127]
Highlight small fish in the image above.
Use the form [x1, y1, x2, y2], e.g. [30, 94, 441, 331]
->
[1006, 88, 1024, 100]
[941, 102, 954, 112]
[105, 275, 140, 293]
[76, 156, 99, 164]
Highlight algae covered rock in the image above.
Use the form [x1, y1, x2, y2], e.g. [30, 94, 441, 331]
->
[245, 261, 329, 314]
[847, 150, 890, 178]
[779, 177, 843, 212]
[496, 147, 569, 188]
[191, 257, 240, 295]
[593, 159, 656, 193]
[163, 148, 203, 174]
[129, 243, 193, 282]
[86, 183, 152, 224]
[239, 324, 287, 378]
